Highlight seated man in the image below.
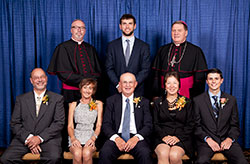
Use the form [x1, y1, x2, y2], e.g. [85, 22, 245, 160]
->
[0, 68, 65, 164]
[99, 72, 153, 164]
[193, 68, 248, 164]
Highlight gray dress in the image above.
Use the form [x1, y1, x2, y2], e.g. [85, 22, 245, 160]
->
[69, 102, 98, 146]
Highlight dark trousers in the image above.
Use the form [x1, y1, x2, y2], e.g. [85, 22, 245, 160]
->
[0, 138, 62, 164]
[195, 142, 248, 164]
[98, 140, 153, 164]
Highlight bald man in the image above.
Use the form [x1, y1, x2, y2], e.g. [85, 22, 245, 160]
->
[47, 19, 102, 104]
[99, 72, 153, 164]
[0, 68, 65, 164]
[47, 19, 102, 150]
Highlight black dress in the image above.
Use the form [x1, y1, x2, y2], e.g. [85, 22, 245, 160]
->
[152, 95, 194, 157]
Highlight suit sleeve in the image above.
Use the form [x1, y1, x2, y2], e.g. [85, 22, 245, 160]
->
[193, 97, 208, 141]
[38, 96, 65, 142]
[105, 44, 119, 87]
[134, 43, 151, 85]
[11, 97, 31, 143]
[227, 97, 240, 140]
[176, 101, 194, 141]
[136, 98, 152, 138]
[102, 97, 118, 138]
[151, 47, 164, 97]
[152, 99, 166, 140]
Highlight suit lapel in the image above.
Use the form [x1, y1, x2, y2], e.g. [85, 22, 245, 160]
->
[217, 92, 227, 127]
[127, 38, 137, 67]
[204, 92, 217, 123]
[115, 94, 123, 131]
[26, 92, 37, 121]
[37, 90, 49, 122]
[118, 38, 127, 68]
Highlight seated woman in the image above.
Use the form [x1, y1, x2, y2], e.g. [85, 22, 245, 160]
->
[68, 78, 103, 164]
[153, 71, 194, 164]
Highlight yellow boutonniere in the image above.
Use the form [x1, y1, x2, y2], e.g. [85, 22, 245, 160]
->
[175, 96, 187, 111]
[220, 98, 229, 108]
[89, 99, 97, 111]
[133, 97, 141, 108]
[42, 94, 49, 105]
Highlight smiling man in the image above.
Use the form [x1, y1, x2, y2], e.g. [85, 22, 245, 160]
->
[105, 14, 151, 97]
[99, 72, 153, 164]
[152, 20, 207, 99]
[193, 68, 248, 164]
[0, 68, 65, 164]
[47, 19, 102, 150]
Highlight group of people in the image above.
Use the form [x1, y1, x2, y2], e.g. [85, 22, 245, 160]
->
[0, 13, 248, 164]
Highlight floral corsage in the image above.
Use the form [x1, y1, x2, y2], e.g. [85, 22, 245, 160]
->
[133, 97, 141, 108]
[42, 94, 49, 105]
[220, 97, 229, 108]
[89, 99, 97, 111]
[175, 96, 187, 111]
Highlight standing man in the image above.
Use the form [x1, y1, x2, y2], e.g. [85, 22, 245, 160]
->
[47, 19, 102, 103]
[105, 14, 151, 96]
[47, 19, 102, 150]
[193, 68, 248, 164]
[152, 20, 207, 99]
[99, 72, 153, 164]
[0, 68, 65, 164]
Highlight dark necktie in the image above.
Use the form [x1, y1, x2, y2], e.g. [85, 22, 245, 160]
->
[212, 96, 219, 119]
[125, 40, 130, 66]
[122, 98, 130, 142]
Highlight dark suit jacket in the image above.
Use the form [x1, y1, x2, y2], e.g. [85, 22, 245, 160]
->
[193, 91, 240, 145]
[102, 94, 152, 141]
[11, 90, 65, 145]
[105, 37, 151, 96]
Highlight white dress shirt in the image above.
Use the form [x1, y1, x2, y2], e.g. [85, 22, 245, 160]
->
[122, 35, 135, 57]
[110, 93, 144, 141]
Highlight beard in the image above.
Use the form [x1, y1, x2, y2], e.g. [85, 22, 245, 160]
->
[122, 30, 134, 37]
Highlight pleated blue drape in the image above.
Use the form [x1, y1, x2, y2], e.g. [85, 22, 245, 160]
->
[1, 0, 250, 148]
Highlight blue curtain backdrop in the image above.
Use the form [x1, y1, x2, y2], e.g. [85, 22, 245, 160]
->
[0, 0, 250, 148]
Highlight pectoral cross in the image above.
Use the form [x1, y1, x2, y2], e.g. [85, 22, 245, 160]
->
[170, 56, 176, 67]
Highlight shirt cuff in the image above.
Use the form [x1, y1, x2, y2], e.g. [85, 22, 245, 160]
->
[38, 135, 44, 143]
[25, 134, 34, 143]
[229, 137, 235, 143]
[110, 134, 120, 142]
[135, 134, 144, 141]
[204, 136, 210, 142]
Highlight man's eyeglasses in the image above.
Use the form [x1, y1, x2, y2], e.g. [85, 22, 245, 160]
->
[71, 26, 86, 30]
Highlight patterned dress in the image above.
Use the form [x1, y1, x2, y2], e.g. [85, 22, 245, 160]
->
[69, 102, 98, 146]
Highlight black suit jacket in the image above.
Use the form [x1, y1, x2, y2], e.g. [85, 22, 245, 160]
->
[105, 37, 151, 96]
[193, 91, 240, 144]
[11, 90, 65, 144]
[102, 94, 152, 141]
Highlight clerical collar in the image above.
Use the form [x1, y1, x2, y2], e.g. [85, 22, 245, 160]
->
[71, 37, 83, 45]
[174, 40, 186, 47]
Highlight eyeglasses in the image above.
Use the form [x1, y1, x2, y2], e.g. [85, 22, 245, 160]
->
[71, 26, 86, 30]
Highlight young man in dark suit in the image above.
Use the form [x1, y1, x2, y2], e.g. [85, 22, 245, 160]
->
[193, 68, 248, 164]
[0, 68, 65, 164]
[105, 14, 151, 96]
[99, 72, 153, 164]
